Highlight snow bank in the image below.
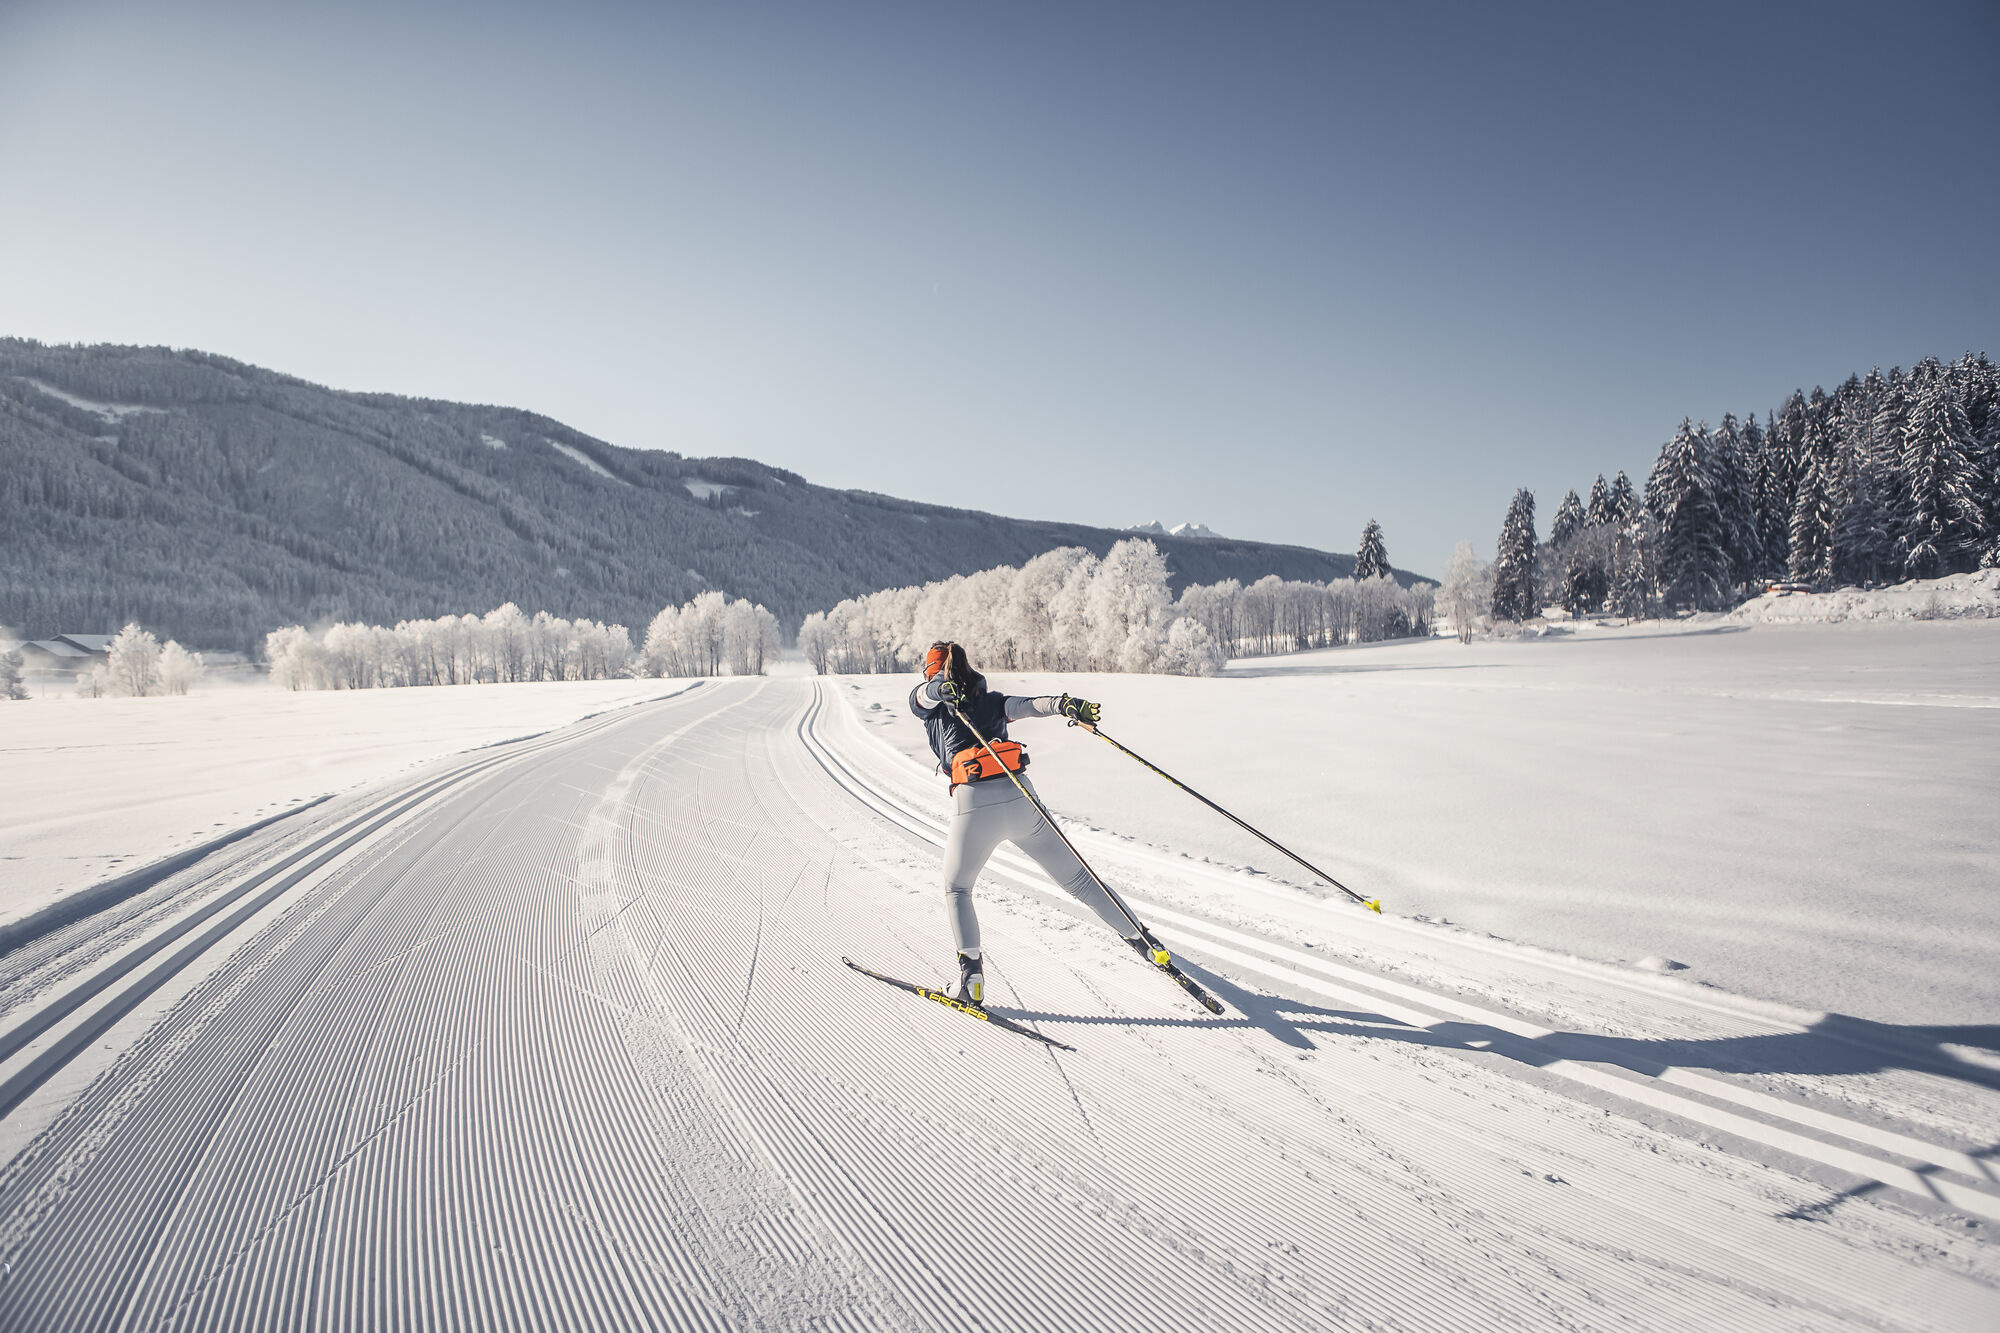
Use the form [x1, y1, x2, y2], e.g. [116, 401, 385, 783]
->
[0, 678, 693, 931]
[1726, 569, 2000, 624]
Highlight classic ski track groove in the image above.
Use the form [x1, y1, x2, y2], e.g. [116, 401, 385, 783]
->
[0, 678, 1990, 1331]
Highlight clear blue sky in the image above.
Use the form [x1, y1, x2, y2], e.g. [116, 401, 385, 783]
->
[3, 1, 1994, 578]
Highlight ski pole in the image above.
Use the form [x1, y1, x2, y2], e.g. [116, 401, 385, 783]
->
[946, 704, 1152, 940]
[950, 701, 1226, 1015]
[1077, 723, 1382, 913]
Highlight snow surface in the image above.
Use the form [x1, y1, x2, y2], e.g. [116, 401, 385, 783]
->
[2, 679, 1994, 1329]
[479, 432, 507, 449]
[839, 619, 2000, 1026]
[0, 678, 694, 932]
[546, 438, 628, 483]
[20, 378, 164, 423]
[682, 478, 731, 500]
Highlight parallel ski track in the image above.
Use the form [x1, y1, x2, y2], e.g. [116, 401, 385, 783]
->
[0, 678, 1992, 1331]
[792, 681, 2000, 1331]
[0, 687, 704, 1127]
[797, 680, 2000, 1222]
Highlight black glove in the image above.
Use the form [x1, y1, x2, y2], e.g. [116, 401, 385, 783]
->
[935, 677, 969, 708]
[1058, 693, 1100, 725]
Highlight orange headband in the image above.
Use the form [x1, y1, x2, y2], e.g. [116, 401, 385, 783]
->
[924, 645, 949, 680]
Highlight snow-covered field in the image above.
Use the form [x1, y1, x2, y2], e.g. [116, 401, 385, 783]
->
[0, 678, 694, 930]
[839, 619, 2000, 1026]
[0, 668, 1994, 1329]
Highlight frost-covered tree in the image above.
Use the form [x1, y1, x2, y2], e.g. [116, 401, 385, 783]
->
[1155, 617, 1226, 676]
[265, 626, 322, 690]
[1353, 520, 1388, 582]
[1439, 541, 1490, 643]
[641, 592, 775, 677]
[107, 623, 162, 697]
[483, 603, 530, 683]
[1490, 489, 1538, 622]
[262, 607, 629, 689]
[1176, 578, 1242, 657]
[0, 639, 25, 700]
[157, 641, 205, 695]
[723, 598, 781, 675]
[1086, 539, 1173, 672]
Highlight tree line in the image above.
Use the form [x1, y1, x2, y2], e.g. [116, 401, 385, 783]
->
[265, 606, 635, 690]
[796, 537, 1435, 678]
[640, 591, 782, 678]
[1468, 352, 1998, 624]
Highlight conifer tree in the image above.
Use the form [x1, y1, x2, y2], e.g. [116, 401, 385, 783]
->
[1787, 393, 1839, 587]
[1710, 413, 1761, 581]
[1760, 392, 1808, 575]
[1610, 470, 1637, 526]
[1610, 520, 1655, 621]
[1550, 490, 1585, 549]
[1901, 377, 1984, 577]
[1353, 519, 1388, 581]
[1585, 474, 1614, 528]
[1832, 369, 1895, 584]
[1647, 421, 1731, 610]
[1490, 489, 1538, 622]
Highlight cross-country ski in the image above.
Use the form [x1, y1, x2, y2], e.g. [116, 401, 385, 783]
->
[842, 956, 1078, 1051]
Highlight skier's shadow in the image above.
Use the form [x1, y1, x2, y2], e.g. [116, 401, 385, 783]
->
[1006, 958, 2000, 1108]
[1001, 957, 1407, 1053]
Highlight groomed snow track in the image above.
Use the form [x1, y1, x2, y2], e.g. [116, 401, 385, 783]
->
[0, 679, 1993, 1330]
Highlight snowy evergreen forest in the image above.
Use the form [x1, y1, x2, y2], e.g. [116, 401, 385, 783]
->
[0, 341, 1378, 651]
[1478, 353, 1999, 623]
[796, 538, 1435, 677]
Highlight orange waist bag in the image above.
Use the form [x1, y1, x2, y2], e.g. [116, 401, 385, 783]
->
[950, 741, 1029, 785]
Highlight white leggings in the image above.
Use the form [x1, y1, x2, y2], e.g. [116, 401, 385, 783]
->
[942, 777, 1133, 953]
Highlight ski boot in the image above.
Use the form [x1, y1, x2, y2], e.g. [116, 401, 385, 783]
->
[953, 951, 984, 1006]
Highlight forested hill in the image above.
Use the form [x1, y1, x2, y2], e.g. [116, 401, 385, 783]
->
[1, 341, 1394, 650]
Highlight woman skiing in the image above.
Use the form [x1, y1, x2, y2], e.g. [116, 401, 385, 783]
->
[909, 640, 1169, 1005]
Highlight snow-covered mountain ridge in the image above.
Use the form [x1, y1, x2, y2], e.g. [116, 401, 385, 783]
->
[0, 340, 1408, 650]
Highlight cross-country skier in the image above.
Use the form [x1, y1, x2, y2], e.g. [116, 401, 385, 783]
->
[909, 640, 1166, 1005]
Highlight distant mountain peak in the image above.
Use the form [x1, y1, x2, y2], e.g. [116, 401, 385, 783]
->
[1130, 520, 1224, 540]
